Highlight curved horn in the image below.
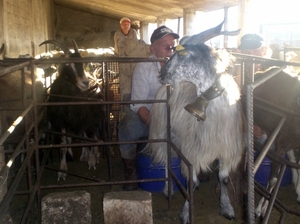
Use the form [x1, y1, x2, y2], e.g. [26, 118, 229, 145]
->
[71, 39, 79, 53]
[0, 43, 5, 55]
[180, 20, 224, 45]
[220, 29, 241, 36]
[39, 40, 71, 54]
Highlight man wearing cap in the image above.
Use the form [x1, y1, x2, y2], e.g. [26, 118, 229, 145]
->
[238, 33, 272, 58]
[114, 17, 149, 110]
[237, 34, 275, 153]
[235, 33, 273, 88]
[118, 25, 179, 191]
[114, 17, 138, 55]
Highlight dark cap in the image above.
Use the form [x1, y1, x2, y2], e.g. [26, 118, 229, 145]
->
[150, 26, 179, 44]
[238, 34, 264, 50]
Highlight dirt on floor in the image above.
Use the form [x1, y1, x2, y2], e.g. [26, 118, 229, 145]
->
[8, 147, 300, 224]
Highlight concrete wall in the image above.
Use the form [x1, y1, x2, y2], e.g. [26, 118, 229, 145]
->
[54, 5, 119, 49]
[0, 0, 120, 57]
[0, 0, 54, 57]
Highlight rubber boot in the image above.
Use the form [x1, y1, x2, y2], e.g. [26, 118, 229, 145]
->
[122, 157, 138, 191]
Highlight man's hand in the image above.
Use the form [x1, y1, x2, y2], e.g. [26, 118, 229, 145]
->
[137, 106, 150, 125]
[254, 125, 265, 139]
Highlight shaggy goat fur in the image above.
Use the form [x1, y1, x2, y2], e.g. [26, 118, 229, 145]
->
[146, 44, 245, 222]
[149, 80, 244, 177]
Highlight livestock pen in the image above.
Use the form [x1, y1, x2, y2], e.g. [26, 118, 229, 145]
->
[0, 55, 193, 223]
[0, 54, 300, 224]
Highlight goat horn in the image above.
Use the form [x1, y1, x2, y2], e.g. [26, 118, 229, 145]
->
[180, 20, 224, 45]
[71, 39, 79, 53]
[39, 40, 71, 54]
[220, 29, 241, 36]
[179, 20, 241, 46]
[0, 43, 4, 55]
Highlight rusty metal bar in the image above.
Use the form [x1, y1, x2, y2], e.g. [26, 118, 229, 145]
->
[233, 52, 300, 67]
[246, 80, 255, 224]
[255, 181, 300, 217]
[104, 61, 112, 182]
[35, 56, 167, 65]
[253, 66, 286, 89]
[0, 103, 33, 146]
[254, 97, 300, 117]
[40, 177, 168, 189]
[262, 165, 287, 224]
[0, 118, 34, 180]
[254, 114, 286, 174]
[38, 98, 167, 106]
[167, 85, 172, 210]
[0, 55, 234, 224]
[0, 60, 31, 77]
[0, 141, 36, 222]
[168, 140, 194, 223]
[235, 52, 300, 223]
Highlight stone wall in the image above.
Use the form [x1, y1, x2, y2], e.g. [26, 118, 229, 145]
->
[0, 0, 54, 57]
[0, 0, 120, 57]
[54, 5, 119, 49]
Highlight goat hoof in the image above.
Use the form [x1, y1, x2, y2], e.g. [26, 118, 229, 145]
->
[222, 212, 235, 220]
[221, 207, 235, 220]
[179, 213, 189, 224]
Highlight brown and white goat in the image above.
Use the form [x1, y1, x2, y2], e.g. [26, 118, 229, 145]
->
[253, 67, 300, 218]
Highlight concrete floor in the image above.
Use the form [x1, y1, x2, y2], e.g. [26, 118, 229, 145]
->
[8, 148, 300, 224]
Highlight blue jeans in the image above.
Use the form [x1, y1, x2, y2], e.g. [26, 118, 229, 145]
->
[118, 109, 149, 159]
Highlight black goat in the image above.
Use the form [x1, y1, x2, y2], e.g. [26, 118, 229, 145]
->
[40, 39, 107, 180]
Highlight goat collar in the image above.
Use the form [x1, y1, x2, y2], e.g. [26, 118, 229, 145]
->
[202, 75, 225, 100]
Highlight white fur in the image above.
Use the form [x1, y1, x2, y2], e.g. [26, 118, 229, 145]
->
[147, 79, 245, 222]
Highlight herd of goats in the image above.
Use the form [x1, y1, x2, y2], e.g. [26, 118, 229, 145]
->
[1, 21, 300, 223]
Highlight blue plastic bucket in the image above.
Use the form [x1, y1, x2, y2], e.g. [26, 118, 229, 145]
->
[254, 152, 292, 187]
[137, 153, 187, 192]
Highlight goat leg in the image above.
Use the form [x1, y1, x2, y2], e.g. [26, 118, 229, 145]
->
[219, 167, 235, 220]
[58, 148, 68, 181]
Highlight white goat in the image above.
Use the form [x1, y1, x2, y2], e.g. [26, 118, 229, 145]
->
[146, 22, 245, 223]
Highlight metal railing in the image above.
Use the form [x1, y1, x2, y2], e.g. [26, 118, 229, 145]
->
[0, 56, 194, 223]
[233, 52, 300, 224]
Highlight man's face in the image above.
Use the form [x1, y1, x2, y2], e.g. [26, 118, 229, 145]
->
[151, 35, 177, 65]
[240, 47, 266, 57]
[239, 46, 268, 72]
[120, 21, 131, 34]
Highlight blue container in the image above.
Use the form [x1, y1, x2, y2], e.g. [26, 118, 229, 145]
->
[255, 152, 292, 187]
[137, 153, 187, 192]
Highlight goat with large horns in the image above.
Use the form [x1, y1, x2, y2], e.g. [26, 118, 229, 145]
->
[146, 21, 245, 223]
[40, 39, 107, 180]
